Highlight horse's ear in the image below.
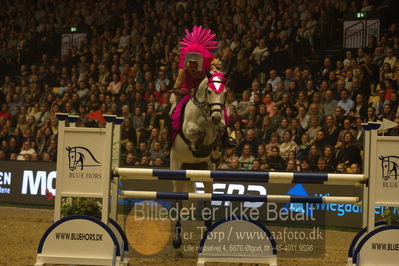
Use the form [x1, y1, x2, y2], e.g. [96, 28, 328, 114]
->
[66, 146, 70, 151]
[378, 155, 383, 160]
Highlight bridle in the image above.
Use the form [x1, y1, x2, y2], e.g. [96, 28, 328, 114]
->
[191, 78, 225, 117]
[181, 74, 227, 158]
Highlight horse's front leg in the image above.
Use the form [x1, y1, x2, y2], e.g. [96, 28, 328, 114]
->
[184, 121, 200, 151]
[215, 121, 226, 136]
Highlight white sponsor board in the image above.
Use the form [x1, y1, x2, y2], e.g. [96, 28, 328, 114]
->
[36, 215, 119, 266]
[53, 116, 113, 223]
[352, 225, 399, 265]
[61, 128, 107, 195]
[374, 136, 399, 206]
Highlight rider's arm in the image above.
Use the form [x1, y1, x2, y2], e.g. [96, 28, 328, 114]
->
[173, 69, 188, 96]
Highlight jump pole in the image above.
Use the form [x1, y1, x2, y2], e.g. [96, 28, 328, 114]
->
[120, 190, 360, 204]
[114, 168, 365, 185]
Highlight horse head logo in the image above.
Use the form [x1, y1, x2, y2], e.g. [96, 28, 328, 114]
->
[66, 146, 101, 171]
[379, 155, 399, 181]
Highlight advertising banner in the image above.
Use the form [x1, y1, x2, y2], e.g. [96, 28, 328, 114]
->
[0, 161, 388, 228]
[0, 161, 56, 205]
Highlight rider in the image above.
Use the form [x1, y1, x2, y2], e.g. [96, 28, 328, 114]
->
[167, 26, 218, 146]
[169, 57, 206, 145]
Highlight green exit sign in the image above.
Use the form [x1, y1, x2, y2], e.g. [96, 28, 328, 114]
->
[70, 27, 77, 32]
[356, 12, 366, 19]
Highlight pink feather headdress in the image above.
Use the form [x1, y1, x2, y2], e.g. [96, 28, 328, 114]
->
[179, 26, 218, 72]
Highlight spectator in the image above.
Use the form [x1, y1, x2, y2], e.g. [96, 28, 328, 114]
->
[266, 146, 286, 171]
[323, 89, 338, 116]
[259, 116, 274, 144]
[337, 118, 356, 143]
[372, 89, 390, 117]
[9, 153, 17, 160]
[219, 147, 238, 169]
[255, 144, 267, 165]
[299, 159, 311, 172]
[306, 116, 322, 141]
[349, 163, 361, 174]
[250, 38, 269, 84]
[0, 150, 5, 160]
[153, 157, 164, 167]
[262, 93, 275, 115]
[149, 141, 165, 163]
[367, 106, 379, 122]
[17, 140, 36, 161]
[279, 130, 298, 160]
[276, 118, 290, 140]
[42, 152, 51, 162]
[336, 163, 348, 174]
[312, 130, 329, 152]
[237, 90, 251, 119]
[336, 132, 362, 167]
[308, 144, 321, 171]
[155, 71, 170, 93]
[353, 93, 368, 120]
[297, 105, 310, 130]
[229, 158, 241, 170]
[323, 145, 338, 171]
[337, 89, 355, 115]
[139, 155, 150, 166]
[267, 69, 282, 92]
[317, 157, 331, 172]
[290, 118, 305, 145]
[383, 48, 398, 70]
[237, 129, 261, 157]
[265, 132, 281, 156]
[286, 159, 297, 172]
[297, 133, 311, 162]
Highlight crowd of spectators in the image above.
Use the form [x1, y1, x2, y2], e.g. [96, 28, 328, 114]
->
[0, 0, 398, 174]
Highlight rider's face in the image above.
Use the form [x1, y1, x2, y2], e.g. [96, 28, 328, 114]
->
[188, 61, 199, 71]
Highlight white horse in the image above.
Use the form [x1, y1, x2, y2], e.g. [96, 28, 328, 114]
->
[170, 71, 227, 248]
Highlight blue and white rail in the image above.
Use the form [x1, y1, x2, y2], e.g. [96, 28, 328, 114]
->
[120, 190, 360, 204]
[115, 168, 365, 185]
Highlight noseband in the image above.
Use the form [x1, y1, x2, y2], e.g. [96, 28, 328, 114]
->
[191, 79, 225, 115]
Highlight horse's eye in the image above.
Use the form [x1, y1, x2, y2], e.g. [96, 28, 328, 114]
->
[208, 90, 211, 94]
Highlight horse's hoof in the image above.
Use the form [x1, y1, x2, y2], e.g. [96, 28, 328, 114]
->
[172, 236, 182, 249]
[190, 144, 197, 151]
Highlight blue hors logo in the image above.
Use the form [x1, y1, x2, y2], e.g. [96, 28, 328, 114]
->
[66, 146, 101, 171]
[379, 155, 399, 181]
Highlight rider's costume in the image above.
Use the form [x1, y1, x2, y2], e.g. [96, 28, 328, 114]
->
[170, 26, 218, 140]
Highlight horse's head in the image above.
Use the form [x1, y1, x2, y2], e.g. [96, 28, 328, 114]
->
[66, 146, 76, 171]
[204, 71, 227, 124]
[380, 155, 393, 180]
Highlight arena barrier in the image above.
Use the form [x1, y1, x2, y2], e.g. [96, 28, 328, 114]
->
[35, 114, 399, 266]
